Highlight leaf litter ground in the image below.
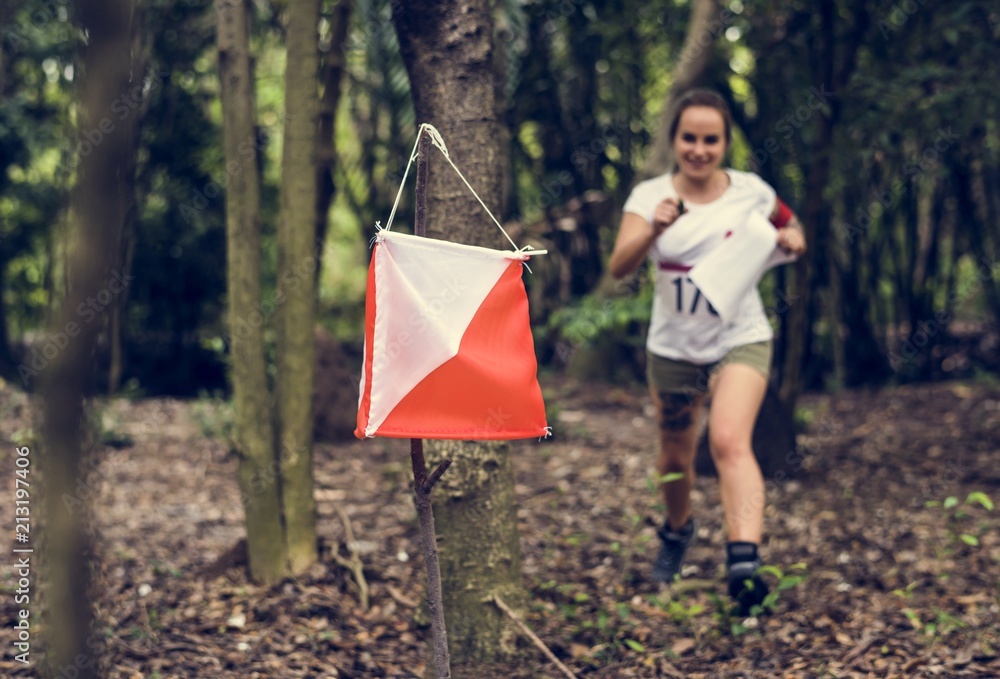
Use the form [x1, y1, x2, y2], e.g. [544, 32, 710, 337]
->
[1, 377, 998, 678]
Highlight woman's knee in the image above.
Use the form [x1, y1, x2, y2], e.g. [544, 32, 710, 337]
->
[708, 426, 752, 466]
[657, 438, 696, 472]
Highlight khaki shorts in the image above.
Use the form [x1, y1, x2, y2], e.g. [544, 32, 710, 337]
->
[646, 341, 772, 395]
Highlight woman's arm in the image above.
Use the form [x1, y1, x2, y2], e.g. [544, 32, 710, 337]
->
[609, 198, 683, 279]
[770, 200, 807, 255]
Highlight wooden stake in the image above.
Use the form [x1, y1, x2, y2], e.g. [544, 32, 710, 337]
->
[410, 129, 453, 679]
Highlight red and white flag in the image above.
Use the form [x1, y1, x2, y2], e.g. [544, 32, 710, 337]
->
[356, 230, 548, 440]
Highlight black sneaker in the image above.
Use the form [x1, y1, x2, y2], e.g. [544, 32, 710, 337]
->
[726, 542, 770, 616]
[652, 518, 696, 584]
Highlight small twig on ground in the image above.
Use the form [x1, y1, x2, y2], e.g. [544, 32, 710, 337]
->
[901, 654, 929, 672]
[493, 595, 579, 679]
[332, 504, 370, 610]
[842, 634, 878, 668]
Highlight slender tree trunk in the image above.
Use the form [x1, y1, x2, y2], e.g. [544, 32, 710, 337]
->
[41, 1, 133, 676]
[276, 0, 320, 575]
[217, 0, 287, 584]
[314, 0, 352, 267]
[966, 154, 1000, 328]
[0, 264, 16, 380]
[107, 22, 145, 394]
[394, 1, 526, 671]
[639, 0, 717, 180]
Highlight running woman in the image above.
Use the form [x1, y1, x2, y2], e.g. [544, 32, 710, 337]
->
[609, 89, 807, 613]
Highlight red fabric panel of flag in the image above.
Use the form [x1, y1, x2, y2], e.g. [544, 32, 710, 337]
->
[356, 230, 548, 440]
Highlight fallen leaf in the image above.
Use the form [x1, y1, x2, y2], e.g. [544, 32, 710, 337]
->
[671, 638, 696, 655]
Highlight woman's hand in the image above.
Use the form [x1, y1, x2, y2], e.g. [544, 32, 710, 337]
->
[776, 224, 807, 255]
[651, 197, 685, 236]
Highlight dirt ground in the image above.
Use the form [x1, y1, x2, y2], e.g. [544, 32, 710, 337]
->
[1, 376, 999, 678]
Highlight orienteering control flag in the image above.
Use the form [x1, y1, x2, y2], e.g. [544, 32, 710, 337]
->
[356, 230, 548, 440]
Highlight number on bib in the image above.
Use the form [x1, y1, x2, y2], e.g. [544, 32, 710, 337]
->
[670, 276, 719, 317]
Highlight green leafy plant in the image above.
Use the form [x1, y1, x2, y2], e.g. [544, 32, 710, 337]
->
[926, 491, 994, 547]
[743, 562, 808, 618]
[648, 591, 705, 634]
[716, 562, 808, 632]
[892, 582, 969, 638]
[192, 392, 236, 443]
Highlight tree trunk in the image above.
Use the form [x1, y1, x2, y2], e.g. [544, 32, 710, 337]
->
[780, 0, 867, 405]
[639, 0, 717, 180]
[107, 21, 145, 394]
[217, 0, 287, 584]
[314, 0, 352, 267]
[394, 0, 527, 670]
[40, 1, 132, 676]
[276, 0, 320, 575]
[425, 441, 524, 670]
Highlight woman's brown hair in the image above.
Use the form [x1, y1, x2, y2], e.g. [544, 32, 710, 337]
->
[668, 89, 732, 146]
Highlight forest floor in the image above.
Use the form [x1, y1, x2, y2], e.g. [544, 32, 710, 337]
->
[1, 375, 999, 678]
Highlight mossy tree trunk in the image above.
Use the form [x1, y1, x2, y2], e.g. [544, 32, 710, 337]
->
[394, 1, 527, 670]
[217, 0, 287, 584]
[276, 0, 321, 575]
[424, 440, 525, 667]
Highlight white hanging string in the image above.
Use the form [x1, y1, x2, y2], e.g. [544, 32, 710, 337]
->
[381, 123, 547, 256]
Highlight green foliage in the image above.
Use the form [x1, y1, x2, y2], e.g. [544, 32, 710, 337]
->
[894, 582, 969, 639]
[192, 393, 235, 443]
[740, 562, 808, 621]
[926, 491, 995, 549]
[544, 281, 653, 362]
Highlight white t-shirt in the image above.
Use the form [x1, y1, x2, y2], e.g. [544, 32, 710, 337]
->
[622, 169, 778, 364]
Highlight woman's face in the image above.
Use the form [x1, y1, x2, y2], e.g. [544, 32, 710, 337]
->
[672, 105, 727, 182]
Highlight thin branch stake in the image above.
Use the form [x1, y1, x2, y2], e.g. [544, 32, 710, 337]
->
[410, 129, 452, 679]
[493, 595, 579, 679]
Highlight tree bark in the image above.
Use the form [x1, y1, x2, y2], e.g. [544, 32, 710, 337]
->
[394, 0, 527, 670]
[217, 0, 287, 584]
[779, 0, 867, 406]
[639, 0, 717, 180]
[276, 0, 320, 575]
[40, 1, 132, 676]
[107, 19, 145, 394]
[314, 0, 352, 267]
